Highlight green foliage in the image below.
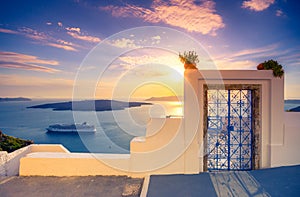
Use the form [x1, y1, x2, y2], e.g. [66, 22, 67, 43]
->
[0, 130, 33, 153]
[261, 59, 284, 78]
[179, 51, 199, 68]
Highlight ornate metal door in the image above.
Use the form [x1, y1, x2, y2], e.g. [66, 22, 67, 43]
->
[206, 89, 253, 171]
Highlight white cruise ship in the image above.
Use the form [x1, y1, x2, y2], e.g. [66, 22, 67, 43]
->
[47, 122, 96, 133]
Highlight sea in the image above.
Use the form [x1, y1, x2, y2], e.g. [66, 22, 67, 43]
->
[0, 99, 299, 153]
[0, 99, 183, 153]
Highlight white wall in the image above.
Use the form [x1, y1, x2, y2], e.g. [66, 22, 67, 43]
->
[0, 146, 31, 176]
[271, 112, 300, 167]
[184, 70, 285, 171]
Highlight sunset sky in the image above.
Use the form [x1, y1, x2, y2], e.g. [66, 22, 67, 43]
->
[0, 0, 299, 99]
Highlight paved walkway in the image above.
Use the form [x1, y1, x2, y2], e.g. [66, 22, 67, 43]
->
[147, 165, 300, 197]
[0, 176, 143, 197]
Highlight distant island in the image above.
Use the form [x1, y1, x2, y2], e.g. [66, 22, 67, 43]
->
[145, 96, 182, 101]
[0, 97, 31, 102]
[28, 100, 152, 111]
[285, 99, 300, 104]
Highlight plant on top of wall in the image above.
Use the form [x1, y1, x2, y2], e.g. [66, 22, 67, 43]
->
[179, 51, 199, 69]
[257, 59, 284, 78]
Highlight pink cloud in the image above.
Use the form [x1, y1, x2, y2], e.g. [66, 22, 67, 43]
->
[0, 62, 59, 73]
[242, 0, 275, 11]
[0, 51, 59, 65]
[18, 27, 79, 51]
[67, 31, 100, 43]
[276, 10, 283, 17]
[0, 28, 19, 34]
[0, 51, 60, 73]
[2, 25, 96, 51]
[100, 0, 224, 35]
[0, 74, 73, 87]
[19, 27, 49, 41]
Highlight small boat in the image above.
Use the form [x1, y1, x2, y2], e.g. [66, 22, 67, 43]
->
[46, 122, 96, 133]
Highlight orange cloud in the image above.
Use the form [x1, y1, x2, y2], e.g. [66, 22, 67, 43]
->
[101, 0, 224, 35]
[47, 43, 77, 51]
[0, 51, 60, 73]
[242, 0, 275, 11]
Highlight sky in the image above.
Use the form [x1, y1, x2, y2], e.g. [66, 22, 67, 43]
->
[0, 0, 299, 99]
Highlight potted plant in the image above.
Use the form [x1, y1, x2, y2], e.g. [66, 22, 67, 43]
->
[179, 51, 199, 69]
[257, 59, 284, 78]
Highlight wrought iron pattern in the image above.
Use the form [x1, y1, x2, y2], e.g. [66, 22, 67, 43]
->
[207, 89, 253, 171]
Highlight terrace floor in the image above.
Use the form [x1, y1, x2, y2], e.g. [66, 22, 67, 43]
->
[147, 165, 300, 197]
[0, 176, 143, 197]
[0, 165, 300, 197]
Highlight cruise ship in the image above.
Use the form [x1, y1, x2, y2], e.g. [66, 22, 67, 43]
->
[46, 122, 96, 133]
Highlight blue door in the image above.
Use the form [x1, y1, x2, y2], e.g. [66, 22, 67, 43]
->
[206, 89, 253, 171]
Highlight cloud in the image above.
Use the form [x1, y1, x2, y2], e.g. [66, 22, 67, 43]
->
[107, 38, 138, 48]
[226, 44, 278, 58]
[17, 27, 78, 51]
[151, 35, 161, 44]
[276, 10, 283, 17]
[66, 31, 100, 43]
[0, 28, 19, 34]
[151, 35, 160, 40]
[118, 53, 183, 73]
[0, 51, 59, 65]
[58, 22, 63, 27]
[213, 59, 257, 70]
[65, 27, 100, 43]
[0, 51, 60, 73]
[19, 27, 49, 41]
[0, 74, 73, 87]
[0, 61, 59, 73]
[210, 44, 296, 70]
[46, 43, 77, 51]
[100, 0, 225, 35]
[2, 24, 99, 51]
[66, 27, 81, 33]
[242, 0, 275, 11]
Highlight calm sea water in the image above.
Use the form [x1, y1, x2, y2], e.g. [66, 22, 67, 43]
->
[284, 100, 300, 111]
[0, 99, 298, 153]
[0, 100, 183, 153]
